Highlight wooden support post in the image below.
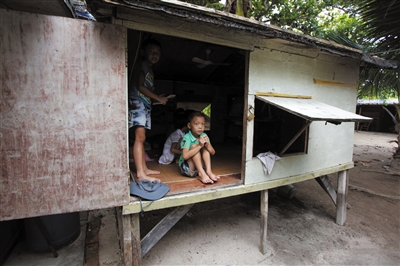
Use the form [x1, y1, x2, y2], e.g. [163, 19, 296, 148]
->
[260, 189, 268, 254]
[316, 175, 351, 210]
[336, 170, 348, 226]
[122, 213, 141, 266]
[141, 204, 194, 257]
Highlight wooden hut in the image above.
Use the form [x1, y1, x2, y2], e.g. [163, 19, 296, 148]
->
[356, 99, 399, 132]
[2, 0, 395, 264]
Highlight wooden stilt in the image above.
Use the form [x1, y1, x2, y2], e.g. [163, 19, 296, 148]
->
[260, 189, 268, 254]
[141, 204, 194, 257]
[316, 175, 351, 210]
[336, 170, 348, 225]
[122, 213, 141, 266]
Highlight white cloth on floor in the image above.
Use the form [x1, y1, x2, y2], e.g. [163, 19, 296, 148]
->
[256, 152, 281, 174]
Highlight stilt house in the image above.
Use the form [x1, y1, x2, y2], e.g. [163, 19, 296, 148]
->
[2, 0, 394, 264]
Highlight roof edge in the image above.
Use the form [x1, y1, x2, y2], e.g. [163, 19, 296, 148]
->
[361, 54, 398, 69]
[100, 0, 395, 68]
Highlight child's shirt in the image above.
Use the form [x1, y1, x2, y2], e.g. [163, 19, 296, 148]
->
[128, 60, 154, 108]
[158, 129, 185, 165]
[178, 131, 208, 166]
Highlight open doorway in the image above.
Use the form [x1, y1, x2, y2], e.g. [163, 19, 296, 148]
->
[127, 30, 246, 194]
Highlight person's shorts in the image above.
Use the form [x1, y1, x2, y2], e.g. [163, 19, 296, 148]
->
[179, 160, 198, 177]
[128, 99, 151, 129]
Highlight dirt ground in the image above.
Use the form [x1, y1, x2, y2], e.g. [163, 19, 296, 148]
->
[138, 131, 399, 265]
[3, 131, 398, 266]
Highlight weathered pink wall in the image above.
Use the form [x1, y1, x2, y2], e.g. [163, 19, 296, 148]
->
[1, 9, 129, 220]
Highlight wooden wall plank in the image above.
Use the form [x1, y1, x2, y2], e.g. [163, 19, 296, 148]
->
[0, 9, 129, 220]
[114, 7, 256, 51]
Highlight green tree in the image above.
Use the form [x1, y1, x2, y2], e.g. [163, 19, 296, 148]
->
[356, 0, 399, 102]
[180, 0, 223, 9]
[223, 0, 251, 16]
[251, 0, 335, 35]
[325, 1, 399, 146]
[357, 0, 399, 157]
[182, 0, 399, 155]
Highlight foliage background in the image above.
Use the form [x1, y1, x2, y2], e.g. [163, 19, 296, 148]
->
[181, 0, 399, 101]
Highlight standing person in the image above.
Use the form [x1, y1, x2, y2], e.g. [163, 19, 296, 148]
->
[129, 38, 168, 182]
[158, 111, 188, 165]
[178, 111, 219, 184]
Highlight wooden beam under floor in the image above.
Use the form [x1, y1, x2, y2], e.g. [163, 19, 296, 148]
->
[316, 175, 338, 205]
[141, 204, 194, 257]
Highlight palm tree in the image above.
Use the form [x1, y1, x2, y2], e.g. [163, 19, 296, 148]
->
[223, 0, 251, 16]
[357, 0, 400, 102]
[313, 0, 399, 157]
[358, 0, 400, 158]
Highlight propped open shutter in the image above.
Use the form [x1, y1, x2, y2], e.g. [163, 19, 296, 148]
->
[255, 95, 372, 156]
[256, 96, 372, 122]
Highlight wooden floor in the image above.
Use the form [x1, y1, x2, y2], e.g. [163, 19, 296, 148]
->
[130, 143, 243, 197]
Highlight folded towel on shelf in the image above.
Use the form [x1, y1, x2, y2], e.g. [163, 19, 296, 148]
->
[256, 152, 281, 174]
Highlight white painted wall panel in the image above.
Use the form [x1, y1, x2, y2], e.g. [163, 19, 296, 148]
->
[246, 47, 359, 184]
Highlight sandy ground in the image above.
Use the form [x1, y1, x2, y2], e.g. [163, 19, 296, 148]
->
[137, 131, 399, 265]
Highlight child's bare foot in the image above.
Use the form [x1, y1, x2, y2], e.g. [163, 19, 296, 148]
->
[207, 171, 219, 182]
[198, 172, 214, 184]
[137, 175, 161, 183]
[145, 169, 160, 175]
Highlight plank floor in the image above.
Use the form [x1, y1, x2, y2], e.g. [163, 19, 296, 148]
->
[129, 143, 243, 198]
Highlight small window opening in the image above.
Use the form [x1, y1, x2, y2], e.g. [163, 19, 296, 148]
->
[254, 98, 308, 156]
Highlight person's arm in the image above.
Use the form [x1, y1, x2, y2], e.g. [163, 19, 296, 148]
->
[170, 142, 182, 155]
[201, 135, 215, 155]
[204, 141, 215, 155]
[137, 71, 168, 105]
[181, 144, 203, 160]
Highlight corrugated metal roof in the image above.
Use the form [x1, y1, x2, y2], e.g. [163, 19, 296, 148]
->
[1, 0, 396, 69]
[357, 99, 399, 105]
[103, 0, 397, 69]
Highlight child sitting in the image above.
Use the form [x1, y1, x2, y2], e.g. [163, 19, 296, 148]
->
[158, 111, 188, 164]
[178, 111, 219, 184]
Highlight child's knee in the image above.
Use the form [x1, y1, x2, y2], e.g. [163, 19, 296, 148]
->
[201, 149, 211, 157]
[135, 130, 146, 142]
[190, 143, 201, 150]
[135, 136, 146, 143]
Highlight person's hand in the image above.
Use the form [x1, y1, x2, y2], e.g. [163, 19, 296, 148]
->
[157, 96, 168, 105]
[200, 136, 209, 147]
